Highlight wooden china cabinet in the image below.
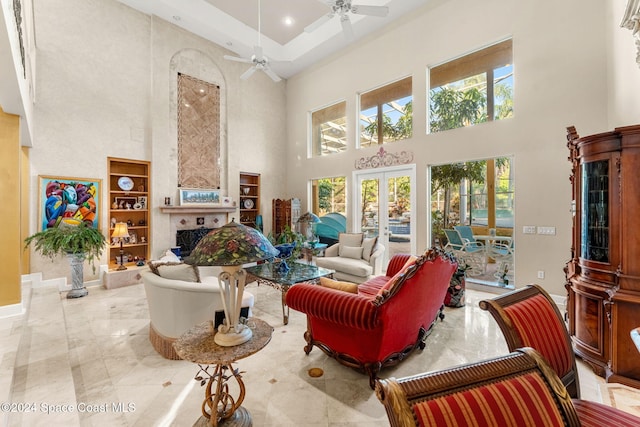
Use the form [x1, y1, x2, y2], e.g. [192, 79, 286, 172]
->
[565, 124, 640, 388]
[272, 198, 301, 236]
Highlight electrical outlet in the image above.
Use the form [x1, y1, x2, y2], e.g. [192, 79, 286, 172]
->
[537, 270, 545, 279]
[523, 226, 536, 234]
[537, 226, 556, 235]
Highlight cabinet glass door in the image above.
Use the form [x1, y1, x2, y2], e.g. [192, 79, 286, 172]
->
[581, 160, 609, 262]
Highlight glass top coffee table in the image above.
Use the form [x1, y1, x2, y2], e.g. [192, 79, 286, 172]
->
[245, 262, 334, 325]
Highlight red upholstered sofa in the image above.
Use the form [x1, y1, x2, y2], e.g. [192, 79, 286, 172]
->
[285, 248, 457, 388]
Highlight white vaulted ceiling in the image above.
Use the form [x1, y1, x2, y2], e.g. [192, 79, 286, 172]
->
[116, 0, 431, 79]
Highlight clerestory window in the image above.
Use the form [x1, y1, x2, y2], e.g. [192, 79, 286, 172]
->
[310, 101, 347, 156]
[429, 39, 513, 133]
[359, 77, 412, 148]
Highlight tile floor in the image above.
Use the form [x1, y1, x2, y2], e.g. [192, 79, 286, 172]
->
[0, 279, 624, 426]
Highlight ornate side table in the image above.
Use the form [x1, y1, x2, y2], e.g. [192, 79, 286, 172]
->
[174, 318, 273, 426]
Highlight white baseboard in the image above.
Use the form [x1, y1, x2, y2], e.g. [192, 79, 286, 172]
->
[21, 272, 102, 292]
[0, 302, 25, 319]
[23, 272, 66, 290]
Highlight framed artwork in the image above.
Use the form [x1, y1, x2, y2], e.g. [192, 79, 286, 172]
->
[222, 196, 234, 207]
[179, 188, 220, 206]
[114, 197, 137, 210]
[137, 196, 148, 209]
[39, 175, 101, 231]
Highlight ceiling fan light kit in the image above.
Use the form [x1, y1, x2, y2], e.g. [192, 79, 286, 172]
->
[305, 0, 390, 40]
[224, 0, 390, 80]
[223, 0, 282, 82]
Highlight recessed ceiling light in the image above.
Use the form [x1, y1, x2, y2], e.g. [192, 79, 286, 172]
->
[283, 16, 294, 26]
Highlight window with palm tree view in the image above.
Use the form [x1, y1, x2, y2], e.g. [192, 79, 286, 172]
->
[431, 157, 514, 287]
[429, 39, 513, 133]
[359, 77, 412, 147]
[311, 177, 346, 216]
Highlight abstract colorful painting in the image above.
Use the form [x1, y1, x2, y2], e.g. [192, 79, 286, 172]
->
[39, 175, 101, 231]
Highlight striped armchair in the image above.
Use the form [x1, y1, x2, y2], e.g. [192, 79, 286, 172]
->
[479, 284, 579, 398]
[375, 347, 640, 427]
[286, 248, 457, 389]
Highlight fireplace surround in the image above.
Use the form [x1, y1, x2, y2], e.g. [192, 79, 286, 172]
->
[176, 227, 214, 257]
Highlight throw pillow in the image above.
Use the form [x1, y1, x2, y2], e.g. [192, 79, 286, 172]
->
[361, 236, 378, 262]
[160, 249, 181, 262]
[376, 255, 419, 300]
[338, 232, 363, 248]
[148, 262, 201, 283]
[340, 245, 364, 260]
[319, 277, 358, 293]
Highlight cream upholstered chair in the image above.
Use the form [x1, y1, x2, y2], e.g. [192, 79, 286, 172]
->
[142, 267, 254, 359]
[315, 232, 385, 283]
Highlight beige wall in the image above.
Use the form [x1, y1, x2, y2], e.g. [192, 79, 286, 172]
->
[0, 107, 22, 306]
[607, 0, 640, 128]
[5, 0, 640, 298]
[285, 0, 612, 295]
[21, 147, 30, 275]
[27, 0, 287, 280]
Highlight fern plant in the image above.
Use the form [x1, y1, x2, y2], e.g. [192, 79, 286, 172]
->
[24, 222, 106, 272]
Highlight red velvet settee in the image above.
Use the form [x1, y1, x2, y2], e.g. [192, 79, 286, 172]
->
[285, 248, 457, 388]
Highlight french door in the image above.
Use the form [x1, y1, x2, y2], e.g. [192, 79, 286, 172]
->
[353, 166, 416, 268]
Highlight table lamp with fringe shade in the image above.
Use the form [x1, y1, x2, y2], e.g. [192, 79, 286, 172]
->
[184, 220, 278, 346]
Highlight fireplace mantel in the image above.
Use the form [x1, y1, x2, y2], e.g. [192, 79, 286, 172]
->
[160, 206, 236, 214]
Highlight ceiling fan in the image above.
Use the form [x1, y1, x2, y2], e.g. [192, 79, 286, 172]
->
[223, 0, 282, 82]
[305, 0, 390, 40]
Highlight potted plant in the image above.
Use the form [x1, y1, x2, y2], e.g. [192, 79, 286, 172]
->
[24, 221, 106, 298]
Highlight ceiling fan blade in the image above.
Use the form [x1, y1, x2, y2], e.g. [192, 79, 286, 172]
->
[304, 13, 334, 33]
[224, 55, 253, 64]
[240, 67, 257, 80]
[351, 5, 389, 17]
[263, 67, 282, 82]
[340, 15, 354, 40]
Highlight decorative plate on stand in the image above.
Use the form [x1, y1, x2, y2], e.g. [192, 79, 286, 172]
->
[117, 176, 134, 191]
[243, 199, 254, 209]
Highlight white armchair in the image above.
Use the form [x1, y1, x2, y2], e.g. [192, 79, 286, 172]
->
[314, 233, 385, 283]
[141, 269, 254, 359]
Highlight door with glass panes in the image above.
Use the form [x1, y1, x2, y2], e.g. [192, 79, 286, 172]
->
[354, 166, 415, 268]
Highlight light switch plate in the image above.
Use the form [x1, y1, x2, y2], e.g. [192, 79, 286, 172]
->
[537, 226, 556, 235]
[523, 226, 536, 234]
